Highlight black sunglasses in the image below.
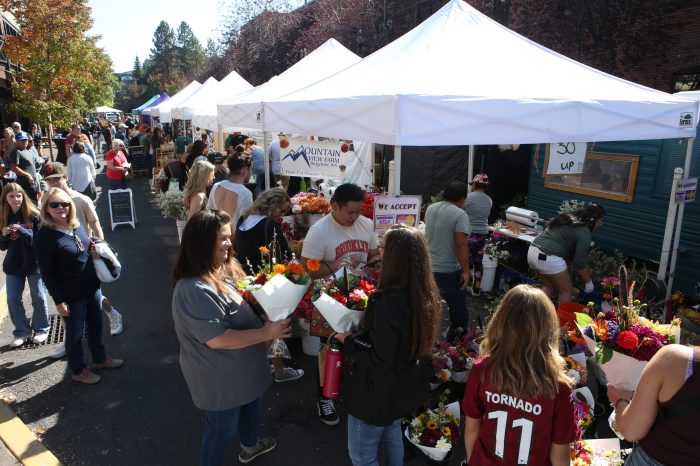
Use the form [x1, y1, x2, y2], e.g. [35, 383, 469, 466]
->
[48, 201, 71, 208]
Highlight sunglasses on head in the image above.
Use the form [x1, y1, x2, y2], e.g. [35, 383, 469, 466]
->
[48, 201, 70, 208]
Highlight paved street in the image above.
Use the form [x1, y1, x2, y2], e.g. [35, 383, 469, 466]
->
[0, 166, 465, 465]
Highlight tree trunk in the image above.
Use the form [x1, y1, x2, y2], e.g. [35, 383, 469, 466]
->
[47, 113, 55, 162]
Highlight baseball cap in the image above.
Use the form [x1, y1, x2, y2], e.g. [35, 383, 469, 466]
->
[470, 173, 489, 185]
[119, 123, 127, 129]
[42, 162, 67, 179]
[14, 131, 29, 141]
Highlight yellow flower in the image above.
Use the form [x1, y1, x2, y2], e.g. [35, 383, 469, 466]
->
[426, 420, 438, 430]
[259, 246, 269, 254]
[273, 264, 286, 274]
[441, 426, 451, 437]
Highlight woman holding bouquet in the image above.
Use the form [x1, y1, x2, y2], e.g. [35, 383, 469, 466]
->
[336, 225, 441, 466]
[172, 210, 291, 466]
[527, 204, 606, 304]
[607, 344, 700, 466]
[462, 285, 576, 465]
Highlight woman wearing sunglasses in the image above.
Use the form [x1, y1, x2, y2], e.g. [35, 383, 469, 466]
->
[105, 139, 129, 190]
[35, 188, 123, 384]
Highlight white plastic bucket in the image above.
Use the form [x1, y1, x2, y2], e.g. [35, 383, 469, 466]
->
[480, 254, 498, 292]
[299, 319, 320, 356]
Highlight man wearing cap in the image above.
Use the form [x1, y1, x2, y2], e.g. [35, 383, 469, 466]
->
[114, 124, 127, 143]
[41, 162, 124, 345]
[464, 174, 493, 296]
[9, 131, 39, 202]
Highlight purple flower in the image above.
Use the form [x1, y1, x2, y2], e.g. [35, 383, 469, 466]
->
[583, 326, 594, 339]
[605, 321, 620, 343]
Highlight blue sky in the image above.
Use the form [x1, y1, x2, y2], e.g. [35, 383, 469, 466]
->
[88, 0, 224, 73]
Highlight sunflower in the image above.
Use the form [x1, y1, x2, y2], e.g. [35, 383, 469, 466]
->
[441, 426, 451, 437]
[426, 420, 438, 430]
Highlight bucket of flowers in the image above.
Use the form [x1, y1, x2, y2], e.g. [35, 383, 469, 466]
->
[236, 247, 317, 358]
[432, 328, 478, 384]
[290, 192, 331, 228]
[405, 402, 461, 462]
[312, 268, 376, 333]
[575, 267, 680, 390]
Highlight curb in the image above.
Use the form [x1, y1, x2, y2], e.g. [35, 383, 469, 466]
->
[0, 400, 62, 466]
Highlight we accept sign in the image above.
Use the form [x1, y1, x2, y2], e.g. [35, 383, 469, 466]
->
[280, 138, 351, 178]
[373, 195, 421, 233]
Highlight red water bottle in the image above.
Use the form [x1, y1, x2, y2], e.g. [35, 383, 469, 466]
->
[322, 337, 345, 399]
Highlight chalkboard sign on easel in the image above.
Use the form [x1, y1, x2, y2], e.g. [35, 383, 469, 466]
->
[128, 146, 149, 174]
[108, 189, 136, 230]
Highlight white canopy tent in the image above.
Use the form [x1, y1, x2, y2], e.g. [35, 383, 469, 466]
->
[189, 71, 253, 131]
[217, 38, 361, 130]
[145, 80, 202, 121]
[94, 105, 122, 113]
[170, 77, 219, 121]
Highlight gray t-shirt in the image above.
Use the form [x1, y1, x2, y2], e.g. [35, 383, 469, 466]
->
[424, 201, 471, 273]
[172, 277, 271, 411]
[10, 148, 37, 188]
[464, 191, 492, 234]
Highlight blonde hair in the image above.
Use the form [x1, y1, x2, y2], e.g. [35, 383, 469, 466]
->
[479, 285, 572, 399]
[78, 133, 90, 143]
[183, 160, 215, 207]
[0, 183, 39, 230]
[39, 188, 80, 230]
[3, 127, 14, 139]
[243, 187, 290, 218]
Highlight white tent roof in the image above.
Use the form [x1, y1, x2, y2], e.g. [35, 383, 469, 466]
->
[191, 71, 254, 131]
[218, 38, 361, 130]
[95, 105, 121, 114]
[263, 0, 699, 146]
[146, 80, 201, 121]
[170, 77, 219, 121]
[676, 90, 700, 102]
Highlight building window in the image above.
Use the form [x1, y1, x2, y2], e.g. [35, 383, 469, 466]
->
[544, 151, 640, 203]
[673, 69, 700, 92]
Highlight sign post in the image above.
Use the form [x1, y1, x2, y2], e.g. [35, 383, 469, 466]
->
[108, 189, 136, 230]
[372, 195, 421, 233]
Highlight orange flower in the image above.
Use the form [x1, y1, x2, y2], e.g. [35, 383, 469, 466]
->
[259, 246, 269, 254]
[306, 258, 321, 272]
[603, 293, 611, 299]
[273, 264, 286, 274]
[287, 263, 305, 275]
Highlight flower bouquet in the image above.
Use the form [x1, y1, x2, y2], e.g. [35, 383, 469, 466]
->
[405, 402, 461, 461]
[571, 439, 625, 466]
[290, 192, 331, 228]
[576, 270, 680, 390]
[564, 353, 588, 388]
[312, 268, 376, 333]
[236, 247, 316, 358]
[432, 328, 478, 384]
[573, 386, 595, 433]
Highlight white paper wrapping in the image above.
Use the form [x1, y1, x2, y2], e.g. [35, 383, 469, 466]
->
[505, 206, 539, 227]
[405, 402, 461, 461]
[573, 387, 595, 409]
[313, 293, 366, 333]
[250, 274, 309, 322]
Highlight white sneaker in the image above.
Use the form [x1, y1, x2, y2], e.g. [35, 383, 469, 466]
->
[32, 332, 49, 344]
[9, 337, 27, 348]
[50, 343, 66, 359]
[108, 310, 123, 336]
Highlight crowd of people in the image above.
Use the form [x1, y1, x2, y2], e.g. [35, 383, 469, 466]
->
[2, 118, 698, 466]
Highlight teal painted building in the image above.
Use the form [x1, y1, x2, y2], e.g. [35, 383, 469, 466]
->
[527, 131, 700, 295]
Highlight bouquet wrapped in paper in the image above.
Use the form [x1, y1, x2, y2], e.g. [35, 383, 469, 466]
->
[431, 327, 478, 384]
[312, 268, 376, 333]
[405, 402, 461, 461]
[236, 247, 315, 357]
[575, 269, 680, 390]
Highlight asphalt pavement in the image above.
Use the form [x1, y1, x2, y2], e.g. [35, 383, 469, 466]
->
[0, 163, 466, 465]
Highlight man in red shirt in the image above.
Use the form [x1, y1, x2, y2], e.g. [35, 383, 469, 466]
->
[65, 124, 81, 157]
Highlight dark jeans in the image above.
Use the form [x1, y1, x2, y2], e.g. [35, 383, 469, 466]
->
[65, 289, 105, 375]
[81, 181, 97, 200]
[109, 178, 127, 190]
[468, 233, 488, 287]
[202, 397, 261, 466]
[433, 271, 468, 334]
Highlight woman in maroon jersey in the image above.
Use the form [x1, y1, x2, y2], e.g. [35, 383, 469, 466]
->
[462, 285, 576, 466]
[607, 344, 700, 466]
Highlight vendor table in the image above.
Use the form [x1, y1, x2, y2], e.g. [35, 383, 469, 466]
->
[489, 226, 540, 243]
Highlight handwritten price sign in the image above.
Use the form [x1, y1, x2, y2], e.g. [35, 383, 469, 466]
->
[547, 142, 587, 175]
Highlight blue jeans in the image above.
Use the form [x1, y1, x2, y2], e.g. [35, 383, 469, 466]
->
[433, 271, 469, 333]
[625, 445, 663, 466]
[347, 415, 403, 466]
[110, 178, 127, 190]
[6, 272, 49, 338]
[202, 397, 261, 466]
[65, 289, 106, 375]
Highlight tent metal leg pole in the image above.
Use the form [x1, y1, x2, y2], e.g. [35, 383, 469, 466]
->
[393, 145, 402, 196]
[218, 124, 224, 153]
[468, 145, 475, 193]
[263, 130, 271, 190]
[657, 167, 683, 281]
[665, 137, 695, 300]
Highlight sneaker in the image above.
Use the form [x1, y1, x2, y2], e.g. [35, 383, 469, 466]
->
[9, 337, 27, 348]
[32, 332, 49, 344]
[108, 309, 123, 336]
[71, 368, 101, 384]
[274, 367, 304, 383]
[317, 397, 339, 426]
[50, 343, 66, 359]
[90, 357, 124, 370]
[238, 438, 276, 464]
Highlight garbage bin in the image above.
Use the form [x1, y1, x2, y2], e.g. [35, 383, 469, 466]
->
[52, 138, 67, 164]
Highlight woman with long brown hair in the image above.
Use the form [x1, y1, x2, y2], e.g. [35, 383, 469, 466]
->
[172, 209, 290, 466]
[337, 225, 442, 466]
[462, 285, 576, 465]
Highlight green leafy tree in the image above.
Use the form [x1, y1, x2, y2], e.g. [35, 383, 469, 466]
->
[148, 21, 178, 90]
[175, 21, 205, 78]
[0, 0, 116, 160]
[133, 56, 142, 82]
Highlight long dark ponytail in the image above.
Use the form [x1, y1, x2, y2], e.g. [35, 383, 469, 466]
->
[547, 204, 606, 230]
